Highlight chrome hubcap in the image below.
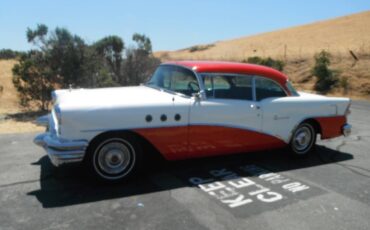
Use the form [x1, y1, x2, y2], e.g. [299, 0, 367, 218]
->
[98, 142, 131, 175]
[293, 126, 312, 152]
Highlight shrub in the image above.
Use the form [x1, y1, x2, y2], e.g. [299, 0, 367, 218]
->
[188, 44, 214, 52]
[243, 56, 285, 71]
[312, 50, 338, 93]
[339, 76, 350, 94]
[0, 49, 23, 59]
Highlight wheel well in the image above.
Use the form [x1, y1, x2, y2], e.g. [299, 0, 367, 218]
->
[301, 118, 322, 135]
[85, 130, 164, 161]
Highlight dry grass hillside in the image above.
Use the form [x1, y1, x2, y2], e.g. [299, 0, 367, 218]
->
[156, 11, 370, 99]
[0, 60, 21, 114]
[0, 60, 44, 134]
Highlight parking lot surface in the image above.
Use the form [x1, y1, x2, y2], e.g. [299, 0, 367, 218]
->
[0, 101, 370, 230]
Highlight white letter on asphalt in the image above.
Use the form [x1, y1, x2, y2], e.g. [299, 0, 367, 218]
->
[222, 195, 253, 208]
[257, 192, 283, 203]
[199, 182, 225, 192]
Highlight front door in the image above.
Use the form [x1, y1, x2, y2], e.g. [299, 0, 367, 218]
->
[188, 74, 265, 158]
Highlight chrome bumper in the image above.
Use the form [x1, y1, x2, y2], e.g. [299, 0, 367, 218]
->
[34, 132, 88, 166]
[342, 124, 352, 137]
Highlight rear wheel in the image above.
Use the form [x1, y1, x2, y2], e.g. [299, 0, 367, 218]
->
[289, 122, 316, 156]
[86, 133, 142, 182]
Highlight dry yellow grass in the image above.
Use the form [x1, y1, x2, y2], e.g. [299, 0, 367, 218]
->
[0, 120, 44, 134]
[0, 59, 20, 114]
[0, 60, 44, 134]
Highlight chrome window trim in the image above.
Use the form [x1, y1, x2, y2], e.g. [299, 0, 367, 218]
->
[252, 77, 257, 101]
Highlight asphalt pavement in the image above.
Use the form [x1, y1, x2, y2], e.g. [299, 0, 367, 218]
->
[0, 101, 370, 230]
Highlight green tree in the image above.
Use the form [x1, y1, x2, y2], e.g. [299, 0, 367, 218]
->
[94, 36, 124, 83]
[123, 34, 160, 85]
[312, 50, 338, 93]
[12, 24, 94, 110]
[13, 50, 56, 111]
[13, 24, 161, 110]
[132, 33, 152, 55]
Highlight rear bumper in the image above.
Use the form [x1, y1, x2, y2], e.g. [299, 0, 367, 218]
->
[34, 132, 88, 166]
[342, 124, 352, 137]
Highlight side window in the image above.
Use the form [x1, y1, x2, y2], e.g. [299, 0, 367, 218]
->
[202, 74, 253, 100]
[171, 71, 199, 95]
[255, 77, 286, 101]
[148, 65, 199, 96]
[203, 75, 231, 97]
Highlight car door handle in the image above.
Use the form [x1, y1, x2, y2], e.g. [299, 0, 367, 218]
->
[250, 104, 260, 110]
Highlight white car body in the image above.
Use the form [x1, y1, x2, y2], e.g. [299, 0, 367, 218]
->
[34, 61, 351, 180]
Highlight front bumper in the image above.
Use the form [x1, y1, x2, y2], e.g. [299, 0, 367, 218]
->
[34, 132, 88, 166]
[342, 124, 352, 137]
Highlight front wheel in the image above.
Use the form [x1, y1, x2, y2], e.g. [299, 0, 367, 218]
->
[86, 133, 142, 182]
[289, 122, 317, 156]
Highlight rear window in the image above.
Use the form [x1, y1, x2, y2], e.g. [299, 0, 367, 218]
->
[255, 77, 286, 101]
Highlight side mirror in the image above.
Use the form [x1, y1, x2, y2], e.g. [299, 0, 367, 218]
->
[192, 92, 201, 100]
[192, 90, 205, 101]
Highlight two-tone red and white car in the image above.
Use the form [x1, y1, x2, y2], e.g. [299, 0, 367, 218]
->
[34, 61, 351, 182]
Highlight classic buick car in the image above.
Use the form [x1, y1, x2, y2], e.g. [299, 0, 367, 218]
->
[34, 61, 352, 182]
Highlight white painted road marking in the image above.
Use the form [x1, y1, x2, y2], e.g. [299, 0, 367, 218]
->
[189, 165, 311, 210]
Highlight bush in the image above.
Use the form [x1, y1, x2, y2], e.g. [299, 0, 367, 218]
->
[243, 56, 285, 71]
[339, 76, 350, 95]
[0, 49, 23, 59]
[312, 50, 338, 93]
[188, 44, 214, 52]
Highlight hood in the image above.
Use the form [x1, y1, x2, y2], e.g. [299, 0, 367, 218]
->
[54, 86, 179, 110]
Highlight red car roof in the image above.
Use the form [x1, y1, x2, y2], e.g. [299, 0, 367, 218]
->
[164, 61, 289, 86]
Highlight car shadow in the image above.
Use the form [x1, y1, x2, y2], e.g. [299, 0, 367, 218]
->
[27, 145, 353, 208]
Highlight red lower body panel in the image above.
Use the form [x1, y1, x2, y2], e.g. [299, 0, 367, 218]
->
[134, 125, 287, 160]
[315, 116, 346, 139]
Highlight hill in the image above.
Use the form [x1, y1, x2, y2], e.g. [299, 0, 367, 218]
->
[155, 11, 370, 99]
[156, 11, 370, 60]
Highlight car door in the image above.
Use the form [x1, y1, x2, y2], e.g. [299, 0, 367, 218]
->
[188, 74, 264, 158]
[134, 65, 196, 161]
[255, 76, 291, 143]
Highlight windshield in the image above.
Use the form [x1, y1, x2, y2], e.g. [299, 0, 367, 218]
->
[286, 81, 299, 96]
[146, 65, 199, 96]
